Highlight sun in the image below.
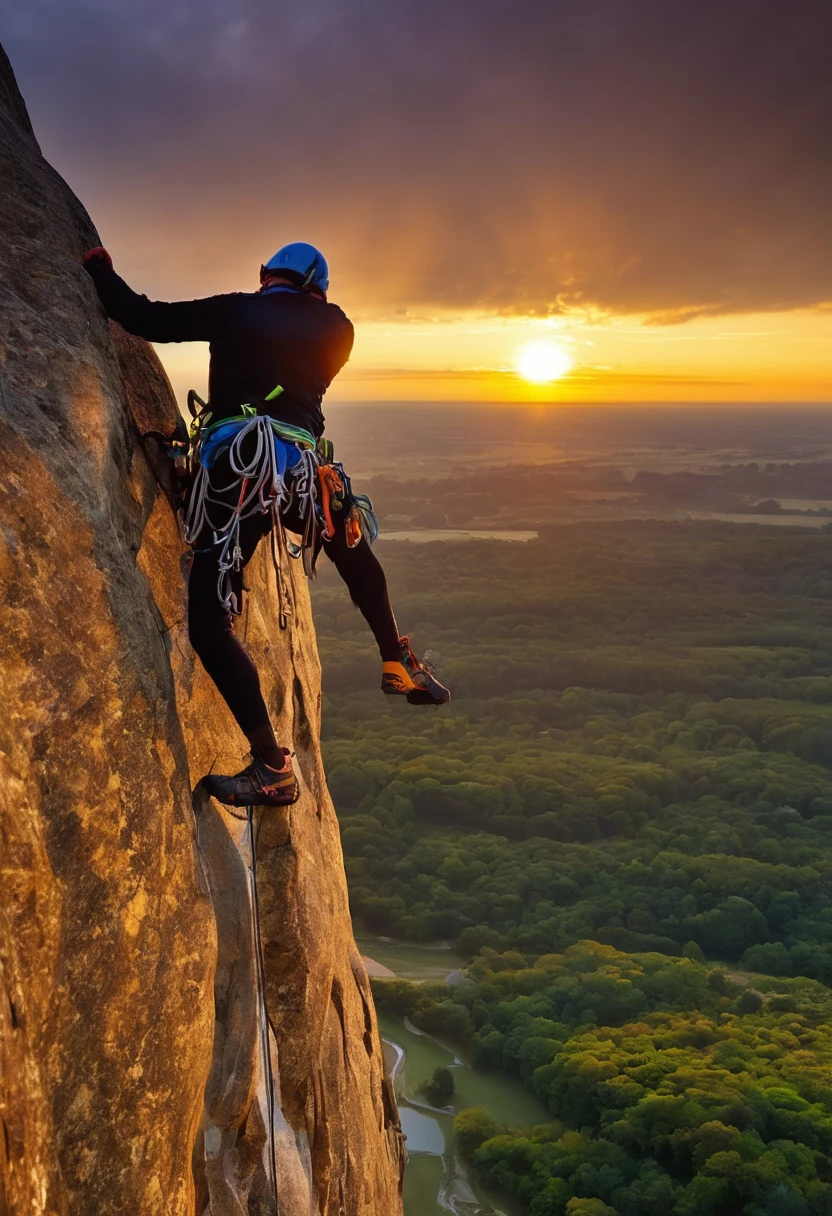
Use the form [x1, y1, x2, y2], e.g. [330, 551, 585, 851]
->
[516, 341, 574, 384]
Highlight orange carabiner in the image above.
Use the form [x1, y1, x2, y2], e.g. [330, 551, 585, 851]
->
[345, 507, 363, 549]
[318, 464, 344, 540]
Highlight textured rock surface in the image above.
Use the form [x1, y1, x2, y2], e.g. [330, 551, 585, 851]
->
[0, 42, 403, 1216]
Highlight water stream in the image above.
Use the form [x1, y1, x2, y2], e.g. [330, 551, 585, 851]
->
[358, 935, 550, 1216]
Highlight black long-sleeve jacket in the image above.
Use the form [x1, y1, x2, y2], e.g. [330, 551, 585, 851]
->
[86, 263, 354, 436]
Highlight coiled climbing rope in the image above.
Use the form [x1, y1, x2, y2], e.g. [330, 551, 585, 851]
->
[184, 414, 293, 614]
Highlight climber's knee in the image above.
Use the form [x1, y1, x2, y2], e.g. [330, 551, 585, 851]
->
[188, 601, 228, 661]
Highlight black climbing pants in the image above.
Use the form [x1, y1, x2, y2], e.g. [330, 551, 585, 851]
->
[187, 500, 400, 736]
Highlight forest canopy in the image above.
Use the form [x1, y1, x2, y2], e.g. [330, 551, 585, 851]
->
[312, 520, 832, 1215]
[372, 942, 832, 1215]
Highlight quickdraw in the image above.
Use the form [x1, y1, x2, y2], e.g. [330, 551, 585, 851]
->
[317, 464, 343, 540]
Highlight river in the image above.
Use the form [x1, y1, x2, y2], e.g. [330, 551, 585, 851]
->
[357, 935, 550, 1216]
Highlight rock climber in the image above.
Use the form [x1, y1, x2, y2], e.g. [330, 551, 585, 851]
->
[83, 241, 450, 807]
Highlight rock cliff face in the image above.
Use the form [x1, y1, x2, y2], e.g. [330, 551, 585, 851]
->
[0, 43, 404, 1216]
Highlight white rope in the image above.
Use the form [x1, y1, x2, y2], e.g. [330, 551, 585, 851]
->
[245, 807, 281, 1212]
[285, 448, 322, 577]
[184, 416, 311, 613]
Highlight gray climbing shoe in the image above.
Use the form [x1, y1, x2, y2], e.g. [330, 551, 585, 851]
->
[202, 749, 299, 807]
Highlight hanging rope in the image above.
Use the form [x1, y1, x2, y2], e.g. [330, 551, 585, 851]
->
[197, 797, 281, 1209]
[283, 447, 322, 579]
[269, 506, 292, 631]
[246, 806, 280, 1213]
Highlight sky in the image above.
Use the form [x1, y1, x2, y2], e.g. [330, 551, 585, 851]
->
[3, 0, 831, 404]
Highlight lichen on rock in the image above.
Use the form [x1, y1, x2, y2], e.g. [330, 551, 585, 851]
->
[0, 41, 403, 1216]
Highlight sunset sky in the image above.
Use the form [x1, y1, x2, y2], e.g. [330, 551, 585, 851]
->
[4, 1, 831, 404]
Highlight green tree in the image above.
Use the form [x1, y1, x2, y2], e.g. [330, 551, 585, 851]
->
[423, 1066, 455, 1107]
[454, 1106, 501, 1160]
[566, 1200, 618, 1216]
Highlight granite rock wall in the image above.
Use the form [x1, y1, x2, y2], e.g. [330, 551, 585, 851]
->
[0, 41, 403, 1216]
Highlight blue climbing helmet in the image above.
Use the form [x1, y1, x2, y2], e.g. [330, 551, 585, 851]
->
[262, 242, 329, 293]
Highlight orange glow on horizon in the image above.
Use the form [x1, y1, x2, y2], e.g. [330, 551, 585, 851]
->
[154, 305, 832, 408]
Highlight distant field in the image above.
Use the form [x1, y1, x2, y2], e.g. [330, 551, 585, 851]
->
[379, 528, 538, 542]
[324, 401, 832, 480]
[685, 510, 831, 527]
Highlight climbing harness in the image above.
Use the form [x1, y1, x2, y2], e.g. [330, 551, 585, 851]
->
[181, 390, 379, 612]
[142, 387, 379, 623]
[183, 411, 299, 614]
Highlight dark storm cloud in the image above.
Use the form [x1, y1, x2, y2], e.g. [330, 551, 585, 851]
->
[4, 0, 831, 315]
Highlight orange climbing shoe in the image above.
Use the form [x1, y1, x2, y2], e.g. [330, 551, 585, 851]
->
[381, 637, 451, 706]
[202, 749, 300, 807]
